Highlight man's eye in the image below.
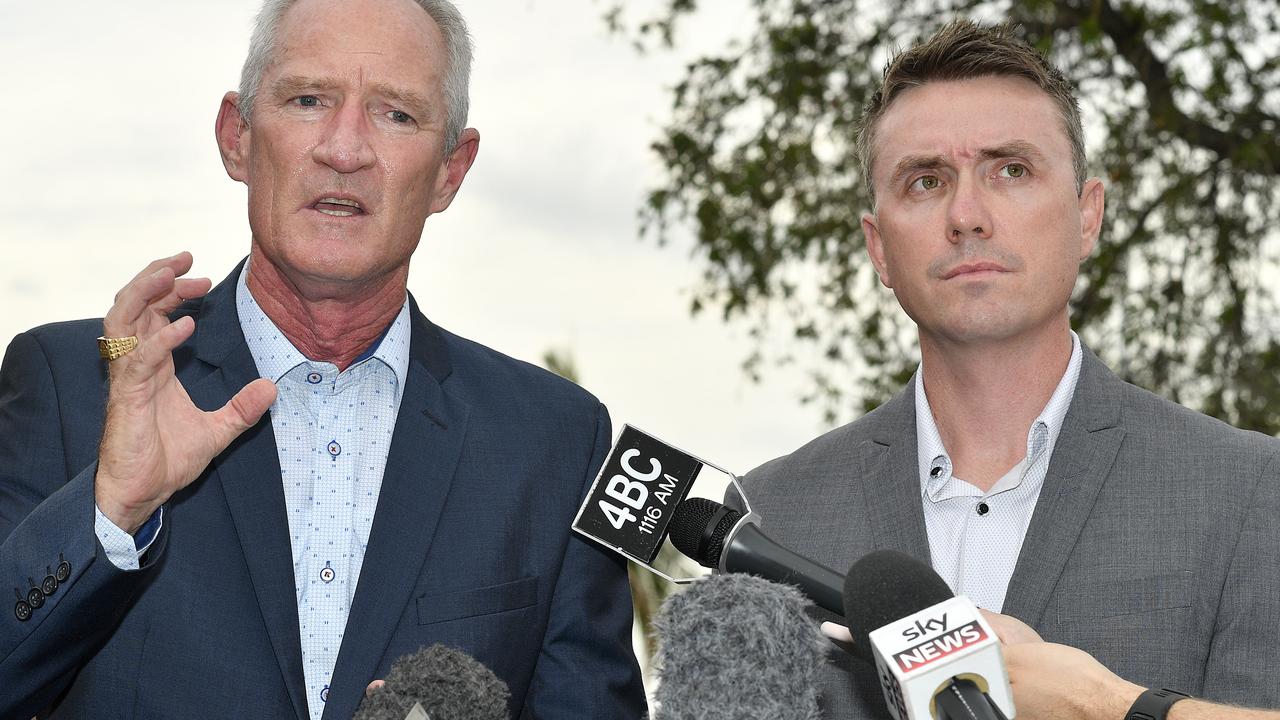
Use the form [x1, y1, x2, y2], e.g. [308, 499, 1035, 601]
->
[911, 175, 941, 191]
[1000, 163, 1028, 178]
[293, 95, 320, 107]
[388, 110, 414, 124]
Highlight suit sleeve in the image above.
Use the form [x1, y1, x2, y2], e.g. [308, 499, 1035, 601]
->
[0, 331, 163, 718]
[1200, 444, 1280, 706]
[520, 401, 646, 719]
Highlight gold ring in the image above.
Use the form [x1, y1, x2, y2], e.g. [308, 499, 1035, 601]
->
[97, 335, 139, 361]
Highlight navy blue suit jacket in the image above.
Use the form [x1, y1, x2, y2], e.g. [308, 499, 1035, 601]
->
[0, 266, 644, 719]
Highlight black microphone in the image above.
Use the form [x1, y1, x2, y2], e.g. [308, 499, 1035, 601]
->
[668, 497, 845, 616]
[843, 550, 1013, 720]
[353, 644, 511, 720]
[652, 571, 827, 720]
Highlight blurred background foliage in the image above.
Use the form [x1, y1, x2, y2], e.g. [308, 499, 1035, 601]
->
[604, 0, 1280, 431]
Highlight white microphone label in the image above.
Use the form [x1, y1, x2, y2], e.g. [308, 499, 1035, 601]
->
[868, 596, 1015, 720]
[572, 425, 702, 564]
[404, 702, 430, 720]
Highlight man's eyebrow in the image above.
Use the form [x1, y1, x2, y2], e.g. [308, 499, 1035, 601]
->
[372, 82, 434, 120]
[270, 73, 334, 97]
[888, 154, 947, 187]
[977, 140, 1046, 163]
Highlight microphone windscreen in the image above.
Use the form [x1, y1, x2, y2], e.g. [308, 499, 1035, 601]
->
[653, 572, 826, 720]
[842, 550, 953, 663]
[353, 644, 511, 720]
[668, 497, 740, 568]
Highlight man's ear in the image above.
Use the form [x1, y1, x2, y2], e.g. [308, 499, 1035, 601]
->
[215, 91, 250, 183]
[1077, 177, 1105, 260]
[428, 128, 481, 215]
[863, 212, 893, 288]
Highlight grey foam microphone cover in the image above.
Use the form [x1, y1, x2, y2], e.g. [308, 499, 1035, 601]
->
[353, 643, 511, 720]
[652, 572, 827, 720]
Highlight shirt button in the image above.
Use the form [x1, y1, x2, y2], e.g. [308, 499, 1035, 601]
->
[930, 466, 942, 479]
[320, 563, 335, 583]
[321, 685, 330, 702]
[976, 502, 990, 516]
[327, 440, 341, 457]
[307, 372, 323, 384]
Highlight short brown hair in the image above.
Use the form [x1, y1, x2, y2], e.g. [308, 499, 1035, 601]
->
[855, 20, 1086, 204]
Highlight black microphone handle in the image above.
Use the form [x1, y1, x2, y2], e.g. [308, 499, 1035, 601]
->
[934, 678, 1009, 720]
[722, 522, 846, 617]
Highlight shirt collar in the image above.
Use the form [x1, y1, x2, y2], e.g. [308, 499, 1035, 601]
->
[914, 331, 1083, 497]
[235, 261, 411, 399]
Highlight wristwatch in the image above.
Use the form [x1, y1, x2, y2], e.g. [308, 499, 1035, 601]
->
[1125, 688, 1192, 720]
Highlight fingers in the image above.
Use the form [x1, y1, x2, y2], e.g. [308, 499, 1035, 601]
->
[366, 680, 386, 698]
[979, 609, 1043, 645]
[206, 378, 277, 454]
[820, 621, 853, 644]
[104, 253, 211, 337]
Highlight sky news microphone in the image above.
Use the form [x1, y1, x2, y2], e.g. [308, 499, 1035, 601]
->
[667, 497, 846, 616]
[652, 571, 828, 720]
[353, 644, 510, 720]
[843, 550, 1014, 720]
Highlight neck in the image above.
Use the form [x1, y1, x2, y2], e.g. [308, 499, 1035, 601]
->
[918, 319, 1073, 490]
[246, 249, 407, 371]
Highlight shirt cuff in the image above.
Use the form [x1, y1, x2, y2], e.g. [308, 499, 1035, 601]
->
[94, 505, 164, 571]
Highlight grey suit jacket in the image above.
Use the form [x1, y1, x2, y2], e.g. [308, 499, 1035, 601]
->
[735, 347, 1280, 718]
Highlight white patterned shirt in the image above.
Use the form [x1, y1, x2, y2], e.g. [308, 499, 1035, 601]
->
[236, 264, 410, 720]
[915, 331, 1082, 612]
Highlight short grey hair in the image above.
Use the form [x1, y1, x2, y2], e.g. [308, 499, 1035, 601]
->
[236, 0, 473, 154]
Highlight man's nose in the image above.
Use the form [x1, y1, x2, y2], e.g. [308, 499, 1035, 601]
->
[312, 101, 376, 173]
[945, 175, 994, 243]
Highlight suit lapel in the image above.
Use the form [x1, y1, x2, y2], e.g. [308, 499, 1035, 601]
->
[185, 265, 309, 720]
[322, 306, 470, 720]
[1001, 349, 1125, 625]
[860, 381, 932, 563]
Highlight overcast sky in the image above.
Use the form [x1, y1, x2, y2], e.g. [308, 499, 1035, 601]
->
[0, 1, 849, 476]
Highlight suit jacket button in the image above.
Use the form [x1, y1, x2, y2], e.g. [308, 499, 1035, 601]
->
[55, 557, 71, 583]
[14, 600, 32, 622]
[26, 585, 45, 609]
[42, 569, 58, 596]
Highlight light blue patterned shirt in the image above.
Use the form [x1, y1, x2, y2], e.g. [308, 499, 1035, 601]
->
[235, 264, 411, 719]
[915, 331, 1082, 612]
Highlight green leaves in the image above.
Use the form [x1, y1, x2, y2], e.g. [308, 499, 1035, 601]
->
[611, 0, 1280, 433]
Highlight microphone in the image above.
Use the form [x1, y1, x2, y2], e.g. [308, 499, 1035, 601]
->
[651, 571, 827, 720]
[353, 644, 511, 720]
[843, 550, 1014, 720]
[667, 497, 846, 616]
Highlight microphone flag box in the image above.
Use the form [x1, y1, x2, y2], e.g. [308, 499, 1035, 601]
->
[867, 596, 1014, 720]
[572, 425, 704, 565]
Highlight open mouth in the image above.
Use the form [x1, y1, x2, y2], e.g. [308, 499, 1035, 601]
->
[312, 197, 365, 217]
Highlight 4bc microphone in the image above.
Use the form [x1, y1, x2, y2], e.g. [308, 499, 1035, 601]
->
[667, 497, 846, 617]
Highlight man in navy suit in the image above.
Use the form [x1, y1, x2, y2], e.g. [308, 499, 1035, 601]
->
[0, 0, 645, 717]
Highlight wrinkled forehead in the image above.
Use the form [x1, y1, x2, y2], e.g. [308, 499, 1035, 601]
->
[269, 0, 447, 97]
[870, 76, 1072, 183]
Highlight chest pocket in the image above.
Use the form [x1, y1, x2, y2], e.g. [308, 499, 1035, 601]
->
[1054, 570, 1194, 624]
[416, 575, 539, 626]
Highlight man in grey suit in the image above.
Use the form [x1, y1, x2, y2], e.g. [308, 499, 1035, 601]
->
[734, 20, 1280, 718]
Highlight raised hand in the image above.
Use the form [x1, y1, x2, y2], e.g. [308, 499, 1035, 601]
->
[94, 252, 277, 533]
